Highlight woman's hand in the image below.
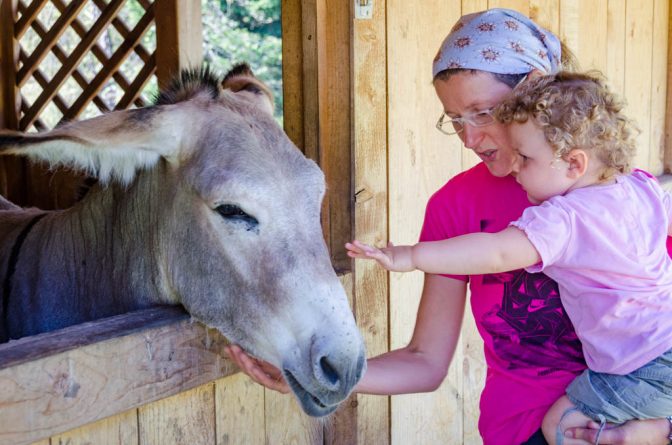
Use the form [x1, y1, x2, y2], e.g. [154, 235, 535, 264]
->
[565, 418, 671, 445]
[345, 240, 415, 272]
[225, 344, 290, 394]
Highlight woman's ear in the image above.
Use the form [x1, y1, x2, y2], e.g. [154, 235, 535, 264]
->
[566, 149, 589, 178]
[526, 69, 545, 80]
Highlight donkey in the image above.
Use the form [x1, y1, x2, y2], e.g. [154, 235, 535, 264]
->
[0, 64, 365, 417]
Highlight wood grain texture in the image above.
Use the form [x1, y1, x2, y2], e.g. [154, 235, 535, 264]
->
[300, 0, 319, 163]
[352, 0, 389, 442]
[265, 389, 322, 445]
[560, 0, 607, 72]
[623, 0, 655, 171]
[0, 0, 19, 130]
[0, 307, 236, 445]
[387, 1, 464, 443]
[488, 0, 529, 14]
[215, 373, 264, 445]
[139, 383, 216, 445]
[52, 408, 139, 445]
[155, 0, 203, 89]
[665, 0, 672, 172]
[281, 0, 305, 151]
[648, 0, 669, 174]
[0, 0, 25, 205]
[605, 0, 626, 100]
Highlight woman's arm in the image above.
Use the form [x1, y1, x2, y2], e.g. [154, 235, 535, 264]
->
[355, 274, 467, 394]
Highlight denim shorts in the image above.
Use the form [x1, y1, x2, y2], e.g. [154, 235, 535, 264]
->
[566, 348, 672, 423]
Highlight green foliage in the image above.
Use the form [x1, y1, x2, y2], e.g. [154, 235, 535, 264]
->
[218, 0, 281, 36]
[203, 0, 283, 120]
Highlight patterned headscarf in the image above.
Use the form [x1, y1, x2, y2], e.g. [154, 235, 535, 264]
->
[432, 8, 562, 78]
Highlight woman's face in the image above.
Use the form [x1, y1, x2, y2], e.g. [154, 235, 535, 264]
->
[434, 71, 518, 177]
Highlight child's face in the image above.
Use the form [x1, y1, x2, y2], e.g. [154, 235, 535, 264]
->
[509, 121, 576, 204]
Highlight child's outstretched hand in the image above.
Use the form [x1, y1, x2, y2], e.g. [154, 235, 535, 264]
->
[345, 240, 416, 272]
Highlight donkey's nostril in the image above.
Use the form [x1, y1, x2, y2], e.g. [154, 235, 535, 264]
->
[319, 356, 340, 386]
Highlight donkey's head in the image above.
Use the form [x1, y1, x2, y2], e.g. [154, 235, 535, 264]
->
[0, 65, 365, 417]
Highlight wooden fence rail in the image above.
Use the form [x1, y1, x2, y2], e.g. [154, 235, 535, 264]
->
[0, 306, 236, 445]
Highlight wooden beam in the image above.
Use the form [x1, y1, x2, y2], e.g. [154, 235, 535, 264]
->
[154, 0, 203, 89]
[649, 0, 669, 174]
[0, 306, 237, 445]
[316, 0, 352, 274]
[664, 0, 672, 172]
[281, 0, 304, 151]
[300, 0, 319, 163]
[0, 0, 19, 130]
[352, 0, 390, 443]
[0, 0, 26, 206]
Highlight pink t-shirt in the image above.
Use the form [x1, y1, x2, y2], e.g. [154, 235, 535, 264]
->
[511, 170, 672, 375]
[420, 162, 586, 444]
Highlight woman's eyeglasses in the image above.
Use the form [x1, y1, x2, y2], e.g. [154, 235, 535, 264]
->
[435, 108, 496, 135]
[436, 73, 528, 136]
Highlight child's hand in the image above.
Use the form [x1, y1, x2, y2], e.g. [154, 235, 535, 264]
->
[345, 240, 416, 272]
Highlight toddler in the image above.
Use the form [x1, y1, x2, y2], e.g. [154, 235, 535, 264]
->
[346, 72, 672, 444]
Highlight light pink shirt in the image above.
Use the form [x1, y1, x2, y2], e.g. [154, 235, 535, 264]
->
[512, 170, 672, 375]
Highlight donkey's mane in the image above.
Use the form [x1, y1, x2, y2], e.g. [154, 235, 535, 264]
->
[222, 63, 254, 85]
[154, 65, 221, 106]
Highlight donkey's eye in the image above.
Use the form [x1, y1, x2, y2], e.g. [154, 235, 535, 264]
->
[215, 204, 259, 230]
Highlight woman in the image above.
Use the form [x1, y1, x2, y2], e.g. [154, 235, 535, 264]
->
[226, 8, 672, 444]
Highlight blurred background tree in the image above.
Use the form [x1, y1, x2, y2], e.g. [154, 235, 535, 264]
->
[203, 0, 283, 120]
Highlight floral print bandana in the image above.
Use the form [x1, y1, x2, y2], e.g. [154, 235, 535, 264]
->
[432, 8, 562, 78]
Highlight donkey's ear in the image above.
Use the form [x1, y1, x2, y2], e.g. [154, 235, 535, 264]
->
[222, 63, 275, 116]
[0, 105, 189, 185]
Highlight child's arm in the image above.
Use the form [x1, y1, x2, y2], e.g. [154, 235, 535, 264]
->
[346, 226, 541, 275]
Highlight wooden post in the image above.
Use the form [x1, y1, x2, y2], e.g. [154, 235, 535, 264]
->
[664, 0, 672, 172]
[282, 0, 352, 271]
[281, 0, 305, 151]
[351, 0, 389, 444]
[0, 0, 25, 204]
[154, 0, 203, 89]
[280, 3, 361, 440]
[0, 0, 18, 130]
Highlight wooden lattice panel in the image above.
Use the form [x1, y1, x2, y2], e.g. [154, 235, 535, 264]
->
[15, 0, 157, 132]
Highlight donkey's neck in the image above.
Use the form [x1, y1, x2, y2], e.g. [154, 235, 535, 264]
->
[66, 167, 177, 308]
[7, 166, 178, 338]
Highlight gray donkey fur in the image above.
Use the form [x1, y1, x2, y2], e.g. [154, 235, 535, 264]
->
[0, 65, 365, 417]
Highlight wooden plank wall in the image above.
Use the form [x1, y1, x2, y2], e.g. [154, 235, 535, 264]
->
[386, 1, 669, 444]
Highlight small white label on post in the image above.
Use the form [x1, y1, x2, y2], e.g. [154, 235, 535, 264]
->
[355, 0, 372, 19]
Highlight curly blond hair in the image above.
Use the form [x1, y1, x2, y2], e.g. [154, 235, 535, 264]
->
[494, 71, 638, 176]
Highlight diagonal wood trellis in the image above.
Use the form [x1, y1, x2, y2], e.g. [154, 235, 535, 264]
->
[11, 0, 157, 132]
[0, 0, 200, 208]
